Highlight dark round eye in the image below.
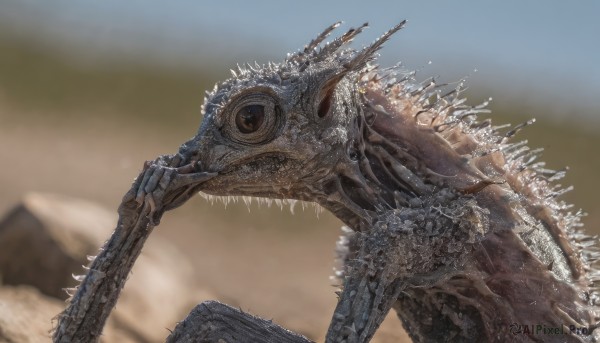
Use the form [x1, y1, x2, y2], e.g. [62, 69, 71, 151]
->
[225, 92, 283, 145]
[235, 104, 265, 134]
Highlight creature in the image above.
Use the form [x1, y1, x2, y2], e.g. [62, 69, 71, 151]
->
[133, 22, 599, 342]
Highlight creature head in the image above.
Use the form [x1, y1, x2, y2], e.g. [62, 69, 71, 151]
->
[179, 22, 407, 228]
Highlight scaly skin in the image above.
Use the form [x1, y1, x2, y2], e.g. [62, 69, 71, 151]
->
[164, 22, 598, 342]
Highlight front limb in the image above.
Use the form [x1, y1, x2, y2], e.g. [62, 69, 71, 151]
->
[53, 153, 215, 343]
[326, 190, 488, 343]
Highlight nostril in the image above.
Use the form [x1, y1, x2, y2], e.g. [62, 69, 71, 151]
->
[177, 148, 201, 167]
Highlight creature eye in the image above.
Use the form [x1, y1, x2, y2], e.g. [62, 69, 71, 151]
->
[235, 105, 265, 133]
[224, 92, 283, 145]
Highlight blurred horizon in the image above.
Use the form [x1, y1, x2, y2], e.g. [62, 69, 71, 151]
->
[1, 0, 599, 127]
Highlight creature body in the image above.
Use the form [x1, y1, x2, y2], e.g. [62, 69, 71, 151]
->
[147, 22, 599, 342]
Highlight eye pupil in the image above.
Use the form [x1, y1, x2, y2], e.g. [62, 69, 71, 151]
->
[236, 104, 265, 133]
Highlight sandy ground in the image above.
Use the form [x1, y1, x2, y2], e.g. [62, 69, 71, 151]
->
[0, 104, 409, 342]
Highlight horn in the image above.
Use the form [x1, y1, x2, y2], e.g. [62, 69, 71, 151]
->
[287, 21, 342, 64]
[344, 20, 407, 71]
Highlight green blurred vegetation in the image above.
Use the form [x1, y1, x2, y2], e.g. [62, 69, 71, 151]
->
[1, 29, 598, 229]
[0, 30, 220, 131]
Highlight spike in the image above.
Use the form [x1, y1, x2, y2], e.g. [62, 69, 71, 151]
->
[521, 148, 544, 166]
[242, 196, 252, 211]
[314, 202, 324, 217]
[301, 21, 342, 56]
[315, 22, 369, 62]
[286, 21, 342, 64]
[504, 119, 536, 141]
[502, 140, 528, 154]
[547, 185, 574, 199]
[506, 146, 530, 161]
[72, 274, 85, 282]
[64, 287, 78, 297]
[549, 169, 568, 181]
[344, 20, 407, 71]
[288, 199, 297, 215]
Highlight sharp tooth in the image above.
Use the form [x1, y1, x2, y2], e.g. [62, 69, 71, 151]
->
[275, 199, 283, 210]
[242, 196, 252, 212]
[222, 196, 230, 208]
[288, 199, 297, 215]
[213, 195, 223, 206]
[312, 202, 323, 217]
[198, 192, 216, 205]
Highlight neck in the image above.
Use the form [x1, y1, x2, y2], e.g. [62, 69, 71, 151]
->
[318, 81, 598, 341]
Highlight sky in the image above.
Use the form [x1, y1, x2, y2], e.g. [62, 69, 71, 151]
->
[1, 0, 598, 122]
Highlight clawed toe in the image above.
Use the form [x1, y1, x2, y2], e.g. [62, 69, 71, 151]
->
[135, 164, 156, 206]
[144, 167, 166, 194]
[132, 155, 217, 218]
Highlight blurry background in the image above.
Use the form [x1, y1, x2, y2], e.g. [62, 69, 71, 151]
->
[0, 1, 598, 342]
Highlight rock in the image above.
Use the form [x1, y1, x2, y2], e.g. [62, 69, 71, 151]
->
[0, 193, 114, 299]
[0, 285, 62, 343]
[0, 193, 217, 342]
[0, 285, 139, 343]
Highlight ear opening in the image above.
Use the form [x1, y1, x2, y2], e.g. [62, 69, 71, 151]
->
[318, 86, 335, 118]
[317, 74, 345, 119]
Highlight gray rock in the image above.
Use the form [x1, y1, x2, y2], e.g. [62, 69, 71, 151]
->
[0, 193, 114, 299]
[0, 285, 139, 343]
[0, 193, 216, 342]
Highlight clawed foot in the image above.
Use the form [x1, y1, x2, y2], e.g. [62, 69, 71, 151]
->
[133, 154, 217, 224]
